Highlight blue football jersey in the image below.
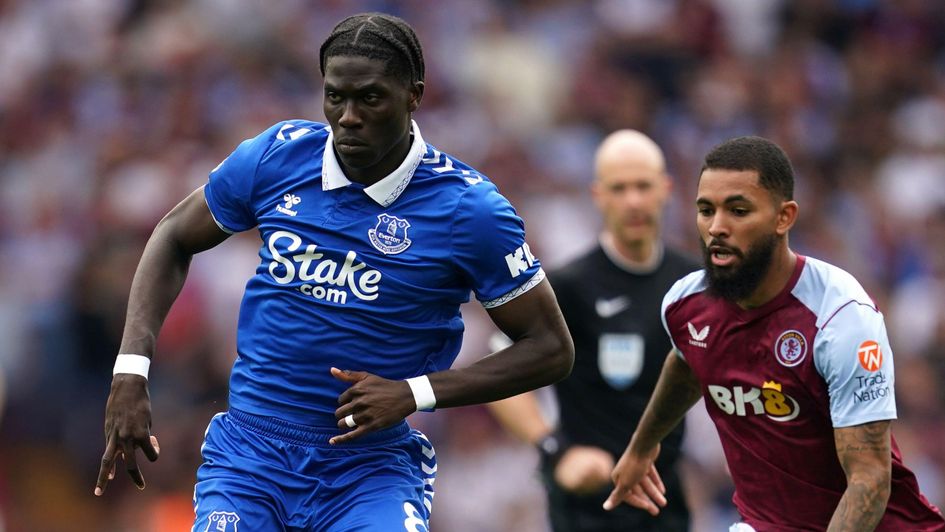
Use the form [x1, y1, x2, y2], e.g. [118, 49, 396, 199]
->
[204, 120, 544, 424]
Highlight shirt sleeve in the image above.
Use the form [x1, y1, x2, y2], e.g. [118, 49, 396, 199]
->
[452, 182, 544, 308]
[661, 279, 684, 359]
[204, 124, 281, 233]
[813, 301, 897, 428]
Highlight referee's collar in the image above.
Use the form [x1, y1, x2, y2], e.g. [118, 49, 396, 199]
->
[600, 232, 664, 274]
[321, 120, 425, 207]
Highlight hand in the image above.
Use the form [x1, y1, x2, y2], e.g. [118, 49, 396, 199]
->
[330, 368, 417, 445]
[553, 446, 615, 495]
[95, 374, 160, 496]
[603, 443, 666, 515]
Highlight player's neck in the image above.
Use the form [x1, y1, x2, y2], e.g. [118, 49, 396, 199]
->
[601, 232, 662, 273]
[341, 132, 414, 187]
[736, 246, 797, 309]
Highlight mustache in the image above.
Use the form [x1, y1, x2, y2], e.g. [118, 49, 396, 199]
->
[703, 239, 743, 258]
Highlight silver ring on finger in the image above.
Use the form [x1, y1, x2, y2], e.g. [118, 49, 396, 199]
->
[344, 414, 357, 428]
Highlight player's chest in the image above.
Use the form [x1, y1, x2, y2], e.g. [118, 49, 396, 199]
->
[254, 183, 456, 285]
[674, 300, 818, 371]
[674, 304, 824, 421]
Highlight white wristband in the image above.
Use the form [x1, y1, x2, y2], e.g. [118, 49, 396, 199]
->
[113, 354, 151, 379]
[406, 375, 436, 411]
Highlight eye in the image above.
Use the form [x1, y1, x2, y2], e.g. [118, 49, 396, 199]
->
[732, 207, 750, 216]
[697, 207, 714, 216]
[363, 93, 381, 104]
[325, 91, 342, 104]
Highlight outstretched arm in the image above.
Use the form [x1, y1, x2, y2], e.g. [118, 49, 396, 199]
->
[604, 351, 701, 513]
[95, 187, 230, 496]
[330, 278, 574, 444]
[827, 421, 892, 531]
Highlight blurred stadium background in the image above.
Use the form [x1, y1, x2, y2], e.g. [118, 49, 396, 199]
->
[1, 0, 944, 530]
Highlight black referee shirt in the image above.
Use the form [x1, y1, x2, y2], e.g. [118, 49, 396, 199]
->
[549, 243, 700, 466]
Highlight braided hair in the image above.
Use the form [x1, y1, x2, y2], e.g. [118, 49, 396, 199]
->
[319, 12, 425, 86]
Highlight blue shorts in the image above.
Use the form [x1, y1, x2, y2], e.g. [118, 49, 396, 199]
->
[192, 409, 436, 531]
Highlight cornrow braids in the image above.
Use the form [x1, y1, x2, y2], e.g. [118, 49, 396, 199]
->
[319, 12, 425, 86]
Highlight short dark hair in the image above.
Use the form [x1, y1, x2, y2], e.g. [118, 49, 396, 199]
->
[701, 136, 795, 201]
[319, 12, 425, 86]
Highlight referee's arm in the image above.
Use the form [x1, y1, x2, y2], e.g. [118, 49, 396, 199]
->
[489, 391, 551, 445]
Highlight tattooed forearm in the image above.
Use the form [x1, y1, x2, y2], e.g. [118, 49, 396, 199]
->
[828, 473, 890, 531]
[827, 421, 892, 532]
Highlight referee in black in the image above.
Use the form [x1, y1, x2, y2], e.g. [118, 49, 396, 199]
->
[489, 130, 698, 531]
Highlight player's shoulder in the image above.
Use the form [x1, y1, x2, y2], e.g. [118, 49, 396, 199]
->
[226, 120, 328, 168]
[259, 120, 329, 159]
[664, 268, 708, 302]
[419, 145, 520, 224]
[415, 144, 497, 196]
[792, 255, 878, 327]
[661, 269, 708, 315]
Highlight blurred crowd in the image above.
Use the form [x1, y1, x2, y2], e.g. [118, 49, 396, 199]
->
[1, 0, 945, 530]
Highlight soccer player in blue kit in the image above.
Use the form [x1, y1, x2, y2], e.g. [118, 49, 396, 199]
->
[93, 12, 574, 531]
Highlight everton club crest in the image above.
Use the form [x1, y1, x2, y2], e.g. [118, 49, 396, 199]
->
[368, 213, 412, 255]
[205, 511, 240, 532]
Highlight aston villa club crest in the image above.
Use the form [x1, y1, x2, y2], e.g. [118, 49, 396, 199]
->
[774, 330, 807, 367]
[205, 511, 240, 532]
[369, 213, 412, 255]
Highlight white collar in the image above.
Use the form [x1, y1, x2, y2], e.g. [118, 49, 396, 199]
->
[321, 120, 425, 207]
[599, 231, 664, 274]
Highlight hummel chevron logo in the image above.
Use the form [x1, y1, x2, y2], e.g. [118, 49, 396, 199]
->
[688, 322, 709, 348]
[276, 123, 311, 141]
[595, 296, 630, 318]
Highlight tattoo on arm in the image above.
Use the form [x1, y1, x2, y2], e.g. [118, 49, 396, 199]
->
[827, 421, 892, 532]
[834, 421, 889, 453]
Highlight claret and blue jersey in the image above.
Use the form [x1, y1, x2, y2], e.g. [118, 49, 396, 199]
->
[204, 119, 544, 425]
[661, 255, 944, 530]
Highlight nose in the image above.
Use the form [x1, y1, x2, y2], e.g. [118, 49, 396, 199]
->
[707, 213, 729, 239]
[338, 101, 362, 129]
[620, 186, 647, 213]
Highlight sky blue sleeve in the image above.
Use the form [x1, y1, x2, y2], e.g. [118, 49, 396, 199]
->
[204, 125, 280, 233]
[813, 301, 897, 428]
[452, 182, 544, 308]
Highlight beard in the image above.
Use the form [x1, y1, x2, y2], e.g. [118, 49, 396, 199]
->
[701, 233, 777, 302]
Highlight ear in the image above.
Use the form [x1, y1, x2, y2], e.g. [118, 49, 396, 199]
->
[590, 180, 605, 213]
[407, 81, 424, 113]
[776, 200, 798, 236]
[659, 172, 673, 199]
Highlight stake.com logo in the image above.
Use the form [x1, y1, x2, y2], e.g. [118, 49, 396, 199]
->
[707, 381, 800, 422]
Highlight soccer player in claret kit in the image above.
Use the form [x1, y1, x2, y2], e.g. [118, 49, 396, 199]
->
[603, 136, 945, 531]
[489, 130, 698, 531]
[93, 12, 573, 531]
